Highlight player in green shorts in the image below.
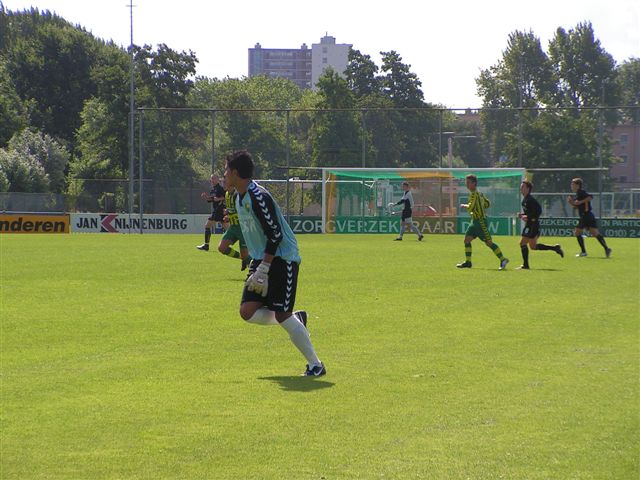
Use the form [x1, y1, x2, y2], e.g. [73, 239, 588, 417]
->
[456, 174, 509, 270]
[218, 187, 251, 270]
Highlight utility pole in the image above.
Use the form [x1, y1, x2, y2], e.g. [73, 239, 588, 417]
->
[127, 2, 136, 219]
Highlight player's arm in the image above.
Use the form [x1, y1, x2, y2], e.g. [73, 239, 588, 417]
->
[571, 195, 592, 206]
[463, 192, 477, 212]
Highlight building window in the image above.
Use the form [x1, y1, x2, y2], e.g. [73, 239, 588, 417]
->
[619, 154, 628, 164]
[619, 176, 627, 183]
[322, 57, 327, 64]
[322, 47, 328, 54]
[620, 134, 629, 145]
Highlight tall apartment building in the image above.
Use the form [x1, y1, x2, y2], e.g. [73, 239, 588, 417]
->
[609, 123, 640, 189]
[248, 35, 352, 90]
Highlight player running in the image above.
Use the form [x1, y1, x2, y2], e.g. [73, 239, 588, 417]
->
[568, 178, 612, 258]
[389, 181, 424, 241]
[196, 174, 225, 251]
[456, 174, 509, 270]
[217, 186, 251, 270]
[224, 150, 325, 377]
[517, 180, 563, 269]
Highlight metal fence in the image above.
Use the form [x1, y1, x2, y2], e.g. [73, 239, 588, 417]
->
[2, 106, 638, 217]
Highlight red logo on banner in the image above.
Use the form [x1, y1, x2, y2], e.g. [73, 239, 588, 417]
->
[100, 214, 118, 233]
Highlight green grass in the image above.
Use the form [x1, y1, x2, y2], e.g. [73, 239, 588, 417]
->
[1, 233, 638, 479]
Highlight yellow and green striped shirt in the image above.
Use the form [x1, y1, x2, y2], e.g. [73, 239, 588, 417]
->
[225, 191, 240, 225]
[467, 191, 491, 220]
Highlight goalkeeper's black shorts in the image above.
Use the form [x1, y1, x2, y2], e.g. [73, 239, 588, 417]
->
[241, 257, 299, 312]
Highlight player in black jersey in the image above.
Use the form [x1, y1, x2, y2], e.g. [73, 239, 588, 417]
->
[568, 178, 611, 258]
[517, 181, 563, 269]
[196, 174, 225, 251]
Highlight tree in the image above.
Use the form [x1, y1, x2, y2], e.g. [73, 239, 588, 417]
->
[7, 128, 69, 192]
[70, 98, 122, 180]
[0, 147, 49, 192]
[312, 68, 362, 168]
[476, 30, 555, 163]
[0, 59, 28, 147]
[131, 43, 199, 194]
[617, 57, 640, 123]
[548, 22, 617, 108]
[5, 15, 100, 148]
[379, 51, 424, 107]
[476, 23, 617, 175]
[345, 48, 380, 97]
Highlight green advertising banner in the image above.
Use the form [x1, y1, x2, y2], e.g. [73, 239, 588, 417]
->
[539, 218, 640, 238]
[289, 216, 512, 235]
[288, 216, 640, 237]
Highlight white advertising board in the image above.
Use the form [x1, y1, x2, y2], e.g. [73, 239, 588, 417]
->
[71, 213, 215, 234]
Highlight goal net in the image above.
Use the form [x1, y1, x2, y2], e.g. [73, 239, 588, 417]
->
[321, 168, 525, 234]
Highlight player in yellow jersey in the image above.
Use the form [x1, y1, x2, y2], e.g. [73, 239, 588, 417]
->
[217, 187, 251, 270]
[456, 174, 509, 270]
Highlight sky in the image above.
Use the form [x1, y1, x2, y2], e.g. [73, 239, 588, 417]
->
[4, 0, 640, 108]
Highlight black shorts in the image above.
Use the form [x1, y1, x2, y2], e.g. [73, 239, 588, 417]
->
[208, 205, 224, 222]
[577, 212, 598, 230]
[401, 209, 412, 221]
[241, 257, 299, 312]
[522, 221, 540, 239]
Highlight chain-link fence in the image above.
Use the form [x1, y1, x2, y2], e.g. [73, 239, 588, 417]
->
[2, 106, 638, 217]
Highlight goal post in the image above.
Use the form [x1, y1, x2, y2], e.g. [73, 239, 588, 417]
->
[321, 167, 525, 234]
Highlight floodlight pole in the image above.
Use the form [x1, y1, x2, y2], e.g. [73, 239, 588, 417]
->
[127, 2, 135, 224]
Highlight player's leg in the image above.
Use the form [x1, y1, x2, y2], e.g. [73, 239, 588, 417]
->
[270, 259, 324, 376]
[534, 238, 563, 256]
[407, 219, 423, 240]
[574, 225, 587, 256]
[518, 236, 530, 269]
[197, 218, 214, 250]
[218, 227, 241, 259]
[480, 220, 508, 269]
[457, 232, 475, 268]
[589, 226, 611, 257]
[395, 219, 407, 240]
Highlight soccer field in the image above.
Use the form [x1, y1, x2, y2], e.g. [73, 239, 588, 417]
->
[1, 233, 638, 479]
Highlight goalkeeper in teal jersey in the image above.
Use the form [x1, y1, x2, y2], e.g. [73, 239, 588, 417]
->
[456, 174, 509, 270]
[224, 150, 325, 377]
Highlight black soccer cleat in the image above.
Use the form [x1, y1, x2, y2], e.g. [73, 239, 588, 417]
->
[294, 310, 308, 328]
[516, 265, 530, 270]
[555, 244, 564, 258]
[394, 237, 403, 241]
[456, 261, 472, 269]
[418, 234, 424, 241]
[605, 247, 612, 258]
[303, 363, 326, 377]
[196, 243, 209, 251]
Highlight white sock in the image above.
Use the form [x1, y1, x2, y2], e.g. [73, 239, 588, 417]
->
[246, 307, 278, 326]
[280, 315, 321, 366]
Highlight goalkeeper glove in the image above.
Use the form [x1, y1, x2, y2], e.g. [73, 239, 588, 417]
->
[246, 261, 270, 296]
[388, 202, 395, 207]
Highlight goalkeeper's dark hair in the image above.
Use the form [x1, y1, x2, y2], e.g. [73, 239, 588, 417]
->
[571, 177, 583, 188]
[226, 150, 254, 179]
[466, 174, 478, 185]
